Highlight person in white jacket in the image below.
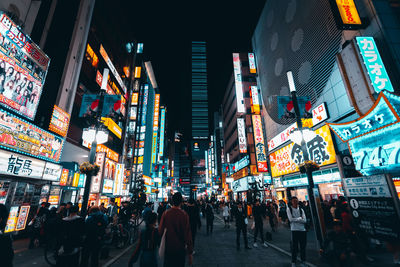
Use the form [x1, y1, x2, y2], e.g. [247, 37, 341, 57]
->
[287, 196, 307, 267]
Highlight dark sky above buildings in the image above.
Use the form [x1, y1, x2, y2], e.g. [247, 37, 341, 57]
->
[106, 0, 266, 137]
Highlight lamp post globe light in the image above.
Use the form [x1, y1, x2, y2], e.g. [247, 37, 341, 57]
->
[286, 71, 323, 248]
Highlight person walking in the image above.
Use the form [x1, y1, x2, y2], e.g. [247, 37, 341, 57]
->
[159, 192, 193, 267]
[29, 204, 47, 248]
[222, 203, 230, 229]
[157, 202, 166, 224]
[0, 204, 13, 267]
[252, 199, 268, 248]
[81, 206, 108, 267]
[287, 196, 307, 267]
[205, 201, 214, 235]
[106, 200, 118, 224]
[184, 199, 201, 250]
[57, 205, 85, 267]
[129, 212, 160, 267]
[267, 201, 278, 232]
[234, 202, 251, 250]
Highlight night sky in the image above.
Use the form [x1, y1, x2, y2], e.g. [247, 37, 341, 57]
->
[110, 0, 266, 138]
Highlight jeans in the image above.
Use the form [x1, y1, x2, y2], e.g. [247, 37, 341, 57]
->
[81, 242, 101, 267]
[236, 225, 248, 247]
[206, 219, 213, 234]
[164, 250, 186, 267]
[291, 231, 307, 263]
[254, 222, 264, 243]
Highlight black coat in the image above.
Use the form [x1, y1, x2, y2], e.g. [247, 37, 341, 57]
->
[233, 206, 247, 228]
[205, 204, 214, 221]
[0, 233, 14, 267]
[252, 205, 265, 224]
[184, 205, 201, 229]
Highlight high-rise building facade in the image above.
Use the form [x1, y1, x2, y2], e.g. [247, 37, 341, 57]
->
[191, 41, 209, 139]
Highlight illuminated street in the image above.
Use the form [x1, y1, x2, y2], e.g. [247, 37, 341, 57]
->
[0, 0, 400, 267]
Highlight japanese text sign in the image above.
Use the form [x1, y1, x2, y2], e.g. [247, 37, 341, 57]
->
[153, 94, 160, 131]
[233, 53, 245, 114]
[248, 53, 257, 73]
[335, 0, 362, 25]
[237, 118, 247, 153]
[159, 108, 165, 156]
[59, 169, 69, 186]
[96, 144, 119, 162]
[42, 162, 62, 181]
[0, 150, 45, 179]
[252, 115, 268, 172]
[141, 84, 149, 126]
[356, 37, 394, 93]
[0, 12, 50, 120]
[49, 105, 70, 137]
[99, 44, 127, 93]
[269, 125, 337, 177]
[90, 152, 105, 193]
[250, 86, 260, 114]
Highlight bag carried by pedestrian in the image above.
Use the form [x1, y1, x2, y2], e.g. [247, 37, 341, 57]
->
[158, 228, 167, 260]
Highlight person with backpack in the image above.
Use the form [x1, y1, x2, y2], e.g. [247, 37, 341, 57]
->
[287, 196, 307, 267]
[128, 212, 160, 267]
[81, 206, 108, 267]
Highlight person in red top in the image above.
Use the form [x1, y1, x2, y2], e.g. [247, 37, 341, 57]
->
[159, 192, 193, 267]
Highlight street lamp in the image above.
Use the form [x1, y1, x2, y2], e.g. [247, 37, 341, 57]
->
[286, 71, 323, 248]
[82, 126, 109, 144]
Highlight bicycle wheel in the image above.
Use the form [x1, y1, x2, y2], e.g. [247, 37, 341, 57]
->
[44, 246, 58, 266]
[116, 228, 130, 249]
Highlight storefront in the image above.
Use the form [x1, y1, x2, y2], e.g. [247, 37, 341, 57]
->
[232, 176, 248, 202]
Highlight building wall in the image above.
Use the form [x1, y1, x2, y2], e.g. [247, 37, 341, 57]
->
[0, 0, 41, 35]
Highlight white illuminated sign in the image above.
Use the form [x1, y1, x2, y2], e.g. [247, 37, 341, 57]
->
[233, 53, 245, 114]
[237, 118, 247, 153]
[248, 53, 257, 73]
[0, 150, 45, 179]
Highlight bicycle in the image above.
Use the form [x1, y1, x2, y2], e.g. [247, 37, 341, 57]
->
[43, 238, 58, 266]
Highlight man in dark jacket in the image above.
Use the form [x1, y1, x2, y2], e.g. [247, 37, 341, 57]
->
[233, 202, 251, 250]
[0, 204, 13, 267]
[81, 206, 108, 267]
[252, 199, 269, 248]
[205, 202, 214, 235]
[184, 199, 201, 248]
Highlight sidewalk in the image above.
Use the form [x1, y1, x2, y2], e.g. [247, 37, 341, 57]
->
[222, 215, 394, 267]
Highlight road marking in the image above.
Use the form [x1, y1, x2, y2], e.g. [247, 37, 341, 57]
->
[102, 244, 135, 267]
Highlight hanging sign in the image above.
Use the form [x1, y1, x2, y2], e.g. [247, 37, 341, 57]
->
[0, 150, 45, 179]
[237, 118, 247, 153]
[248, 53, 257, 74]
[252, 115, 268, 172]
[42, 162, 62, 181]
[49, 105, 70, 137]
[4, 206, 19, 233]
[356, 37, 394, 93]
[15, 205, 30, 231]
[233, 53, 245, 114]
[90, 152, 105, 193]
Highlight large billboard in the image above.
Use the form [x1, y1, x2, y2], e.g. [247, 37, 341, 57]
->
[49, 105, 70, 137]
[252, 115, 268, 172]
[232, 53, 245, 114]
[0, 107, 64, 162]
[0, 12, 50, 120]
[269, 125, 336, 177]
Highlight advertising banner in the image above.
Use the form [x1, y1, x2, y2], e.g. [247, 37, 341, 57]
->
[130, 106, 137, 120]
[0, 107, 64, 162]
[250, 86, 260, 114]
[277, 96, 311, 119]
[252, 115, 268, 172]
[237, 118, 247, 153]
[90, 153, 105, 193]
[99, 44, 127, 93]
[343, 175, 400, 240]
[269, 125, 336, 177]
[42, 162, 62, 181]
[248, 53, 257, 73]
[49, 105, 70, 137]
[79, 94, 100, 117]
[101, 94, 123, 119]
[102, 179, 113, 194]
[15, 205, 30, 231]
[232, 177, 248, 192]
[96, 144, 119, 162]
[114, 163, 124, 196]
[159, 108, 165, 157]
[104, 157, 116, 181]
[0, 150, 45, 179]
[335, 0, 361, 26]
[141, 84, 149, 126]
[4, 206, 18, 233]
[153, 94, 160, 131]
[233, 53, 245, 114]
[0, 12, 50, 120]
[59, 169, 69, 186]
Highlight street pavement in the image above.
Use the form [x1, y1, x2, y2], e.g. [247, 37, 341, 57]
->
[111, 215, 307, 267]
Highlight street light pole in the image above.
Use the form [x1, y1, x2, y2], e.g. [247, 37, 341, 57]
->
[287, 71, 323, 248]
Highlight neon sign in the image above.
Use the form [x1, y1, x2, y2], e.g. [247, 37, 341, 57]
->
[356, 37, 394, 93]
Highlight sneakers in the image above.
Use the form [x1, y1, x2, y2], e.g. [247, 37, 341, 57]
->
[263, 242, 269, 248]
[253, 242, 258, 248]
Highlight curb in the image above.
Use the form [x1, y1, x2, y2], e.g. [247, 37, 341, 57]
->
[214, 214, 317, 267]
[102, 244, 135, 267]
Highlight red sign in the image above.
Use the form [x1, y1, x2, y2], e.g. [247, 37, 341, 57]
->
[49, 105, 70, 137]
[252, 115, 268, 172]
[59, 169, 69, 186]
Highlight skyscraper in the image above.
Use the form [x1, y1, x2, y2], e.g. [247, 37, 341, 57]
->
[191, 41, 209, 139]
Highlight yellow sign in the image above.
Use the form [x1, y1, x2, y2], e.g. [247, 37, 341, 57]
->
[336, 0, 361, 25]
[72, 172, 80, 187]
[134, 66, 141, 78]
[269, 125, 336, 177]
[101, 117, 122, 139]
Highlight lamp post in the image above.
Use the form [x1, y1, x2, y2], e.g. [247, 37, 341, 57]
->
[287, 71, 323, 248]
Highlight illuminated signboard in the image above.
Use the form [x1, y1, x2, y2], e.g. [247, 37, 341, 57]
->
[312, 103, 328, 127]
[114, 163, 124, 196]
[99, 44, 127, 93]
[78, 174, 85, 188]
[101, 117, 121, 139]
[153, 94, 160, 130]
[90, 152, 105, 193]
[252, 115, 268, 172]
[356, 37, 394, 93]
[159, 108, 165, 156]
[4, 206, 19, 233]
[335, 0, 361, 25]
[59, 169, 69, 186]
[15, 205, 30, 231]
[134, 66, 141, 78]
[248, 53, 257, 73]
[237, 118, 247, 153]
[96, 144, 118, 162]
[329, 91, 400, 176]
[86, 44, 98, 67]
[101, 95, 124, 118]
[0, 11, 50, 120]
[0, 107, 64, 163]
[137, 43, 144, 54]
[205, 150, 209, 183]
[72, 172, 80, 187]
[49, 105, 70, 137]
[131, 92, 139, 106]
[151, 132, 158, 164]
[104, 157, 116, 180]
[0, 150, 45, 179]
[232, 177, 248, 192]
[42, 162, 62, 181]
[250, 86, 260, 114]
[141, 84, 149, 126]
[270, 125, 337, 177]
[233, 53, 245, 114]
[233, 155, 250, 173]
[102, 179, 113, 194]
[95, 70, 114, 95]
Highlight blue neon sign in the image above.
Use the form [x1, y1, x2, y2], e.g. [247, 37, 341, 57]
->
[159, 108, 165, 157]
[356, 37, 394, 93]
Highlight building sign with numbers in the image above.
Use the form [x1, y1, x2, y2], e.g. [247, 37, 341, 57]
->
[0, 150, 45, 179]
[329, 91, 400, 176]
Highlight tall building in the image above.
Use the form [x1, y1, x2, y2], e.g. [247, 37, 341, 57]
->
[191, 41, 209, 139]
